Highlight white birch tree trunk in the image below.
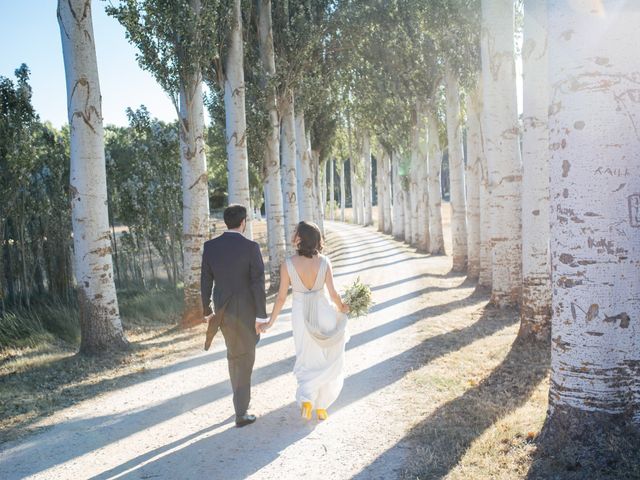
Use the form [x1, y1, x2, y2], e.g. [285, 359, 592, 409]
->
[426, 106, 445, 254]
[403, 175, 412, 244]
[481, 0, 523, 306]
[58, 0, 127, 353]
[520, 0, 551, 340]
[295, 112, 314, 222]
[258, 0, 285, 289]
[349, 156, 357, 224]
[391, 151, 404, 239]
[409, 117, 420, 245]
[339, 159, 346, 222]
[376, 153, 384, 232]
[363, 134, 373, 226]
[318, 156, 329, 227]
[544, 0, 640, 439]
[478, 133, 492, 289]
[224, 0, 253, 239]
[381, 148, 393, 235]
[415, 101, 430, 251]
[445, 65, 468, 271]
[329, 157, 335, 221]
[280, 89, 299, 255]
[178, 75, 210, 326]
[466, 82, 482, 279]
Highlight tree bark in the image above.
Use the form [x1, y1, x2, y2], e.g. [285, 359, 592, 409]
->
[380, 147, 392, 235]
[403, 174, 412, 244]
[258, 0, 286, 289]
[295, 112, 314, 222]
[339, 159, 346, 222]
[279, 89, 299, 255]
[391, 151, 404, 239]
[519, 0, 551, 340]
[445, 65, 468, 271]
[58, 0, 127, 353]
[409, 114, 420, 245]
[363, 134, 373, 226]
[178, 70, 210, 326]
[224, 0, 253, 239]
[542, 0, 640, 446]
[426, 106, 445, 254]
[466, 82, 482, 279]
[329, 157, 335, 221]
[415, 101, 430, 251]
[481, 0, 523, 306]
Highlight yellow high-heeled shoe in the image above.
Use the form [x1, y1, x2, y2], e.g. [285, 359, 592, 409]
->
[301, 402, 312, 420]
[316, 409, 328, 421]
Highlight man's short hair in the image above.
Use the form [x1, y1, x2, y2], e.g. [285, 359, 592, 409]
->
[224, 204, 247, 229]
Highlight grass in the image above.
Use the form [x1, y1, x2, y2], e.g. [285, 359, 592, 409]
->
[399, 307, 551, 480]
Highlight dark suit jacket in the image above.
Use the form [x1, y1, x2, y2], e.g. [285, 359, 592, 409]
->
[200, 231, 267, 327]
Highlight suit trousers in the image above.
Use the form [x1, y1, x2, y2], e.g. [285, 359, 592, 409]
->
[220, 317, 259, 417]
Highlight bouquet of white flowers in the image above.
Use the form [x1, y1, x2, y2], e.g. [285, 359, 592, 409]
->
[342, 277, 373, 318]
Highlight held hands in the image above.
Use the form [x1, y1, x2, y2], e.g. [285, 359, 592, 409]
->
[255, 319, 274, 334]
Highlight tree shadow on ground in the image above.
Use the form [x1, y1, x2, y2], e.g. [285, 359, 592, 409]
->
[2, 288, 501, 479]
[353, 308, 550, 480]
[86, 295, 515, 480]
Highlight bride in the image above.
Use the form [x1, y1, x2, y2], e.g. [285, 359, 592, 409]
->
[261, 221, 350, 421]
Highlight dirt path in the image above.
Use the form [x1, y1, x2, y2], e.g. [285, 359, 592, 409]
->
[0, 221, 485, 480]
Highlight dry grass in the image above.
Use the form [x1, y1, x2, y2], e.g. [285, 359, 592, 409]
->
[397, 305, 550, 480]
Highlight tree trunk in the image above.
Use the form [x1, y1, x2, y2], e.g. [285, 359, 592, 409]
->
[466, 82, 482, 279]
[478, 81, 492, 289]
[445, 65, 468, 271]
[224, 0, 253, 239]
[363, 134, 373, 226]
[258, 0, 285, 289]
[279, 89, 299, 255]
[409, 117, 420, 245]
[402, 175, 412, 244]
[426, 106, 445, 254]
[329, 157, 335, 221]
[320, 157, 327, 227]
[541, 0, 640, 448]
[311, 148, 324, 234]
[417, 103, 430, 252]
[519, 0, 551, 341]
[481, 0, 522, 307]
[376, 149, 385, 232]
[295, 112, 314, 222]
[339, 160, 346, 222]
[58, 0, 127, 353]
[178, 69, 210, 326]
[380, 148, 392, 235]
[391, 151, 404, 239]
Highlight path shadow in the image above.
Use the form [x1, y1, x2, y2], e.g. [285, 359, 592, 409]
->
[1, 292, 490, 478]
[331, 251, 405, 269]
[88, 296, 515, 480]
[334, 256, 421, 278]
[353, 317, 550, 480]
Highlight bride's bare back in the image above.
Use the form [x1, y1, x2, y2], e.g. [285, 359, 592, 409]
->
[290, 254, 323, 290]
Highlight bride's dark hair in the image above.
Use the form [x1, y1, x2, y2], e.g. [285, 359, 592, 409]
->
[295, 221, 323, 258]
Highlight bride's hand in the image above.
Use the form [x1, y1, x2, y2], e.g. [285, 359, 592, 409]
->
[340, 303, 350, 314]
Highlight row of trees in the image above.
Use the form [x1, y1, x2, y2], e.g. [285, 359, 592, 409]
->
[46, 0, 640, 450]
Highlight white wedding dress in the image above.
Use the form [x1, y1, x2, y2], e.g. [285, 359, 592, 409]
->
[286, 255, 349, 410]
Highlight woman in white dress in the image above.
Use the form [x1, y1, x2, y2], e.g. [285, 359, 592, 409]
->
[262, 221, 350, 420]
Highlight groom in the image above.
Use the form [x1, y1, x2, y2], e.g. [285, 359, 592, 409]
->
[201, 204, 267, 427]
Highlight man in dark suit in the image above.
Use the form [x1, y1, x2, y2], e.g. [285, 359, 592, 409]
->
[201, 205, 267, 427]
